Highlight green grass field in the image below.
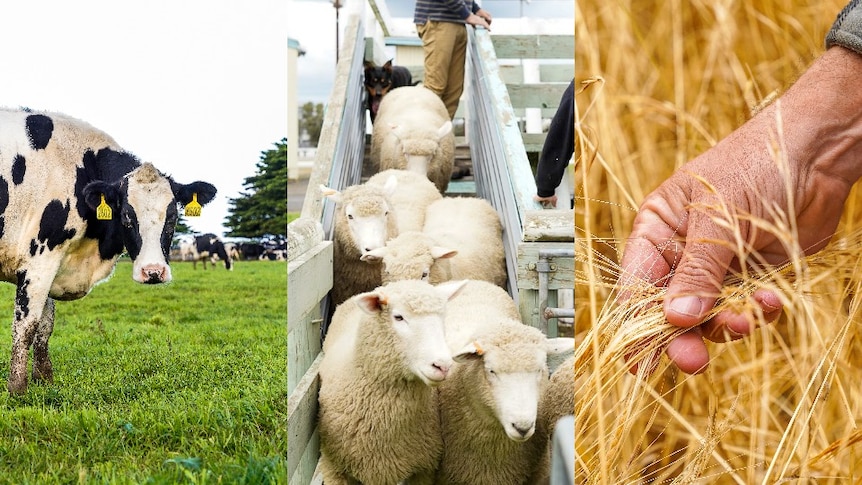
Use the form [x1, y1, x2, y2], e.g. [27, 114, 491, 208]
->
[0, 259, 287, 484]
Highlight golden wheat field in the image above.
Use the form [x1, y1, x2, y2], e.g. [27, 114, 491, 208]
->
[575, 0, 862, 483]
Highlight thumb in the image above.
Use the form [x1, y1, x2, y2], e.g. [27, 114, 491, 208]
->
[663, 234, 735, 328]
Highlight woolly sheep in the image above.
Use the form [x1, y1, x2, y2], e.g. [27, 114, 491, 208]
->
[321, 179, 395, 306]
[440, 279, 521, 353]
[322, 170, 441, 306]
[366, 169, 442, 233]
[533, 354, 575, 483]
[318, 279, 467, 484]
[363, 197, 507, 288]
[541, 354, 574, 437]
[435, 319, 574, 484]
[370, 85, 455, 193]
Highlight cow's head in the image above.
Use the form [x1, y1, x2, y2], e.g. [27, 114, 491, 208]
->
[82, 163, 217, 284]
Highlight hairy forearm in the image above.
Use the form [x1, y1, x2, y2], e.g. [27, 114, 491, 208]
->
[769, 46, 862, 186]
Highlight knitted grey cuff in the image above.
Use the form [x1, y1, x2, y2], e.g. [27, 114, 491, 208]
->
[826, 0, 862, 55]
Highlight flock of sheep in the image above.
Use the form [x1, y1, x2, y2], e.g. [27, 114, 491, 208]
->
[317, 85, 573, 484]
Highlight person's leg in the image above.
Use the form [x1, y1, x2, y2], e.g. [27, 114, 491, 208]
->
[418, 21, 456, 102]
[441, 23, 468, 119]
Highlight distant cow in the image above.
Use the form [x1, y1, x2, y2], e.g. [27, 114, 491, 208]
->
[188, 233, 232, 270]
[0, 107, 216, 394]
[239, 242, 265, 260]
[224, 242, 241, 262]
[178, 239, 197, 262]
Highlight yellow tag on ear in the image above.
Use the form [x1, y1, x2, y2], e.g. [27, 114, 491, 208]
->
[96, 194, 112, 220]
[185, 193, 202, 217]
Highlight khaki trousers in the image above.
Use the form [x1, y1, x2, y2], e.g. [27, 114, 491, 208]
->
[417, 21, 468, 120]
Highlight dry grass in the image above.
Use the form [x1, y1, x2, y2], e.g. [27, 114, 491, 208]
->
[575, 0, 862, 482]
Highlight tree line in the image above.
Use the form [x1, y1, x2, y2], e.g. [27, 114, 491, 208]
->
[221, 138, 287, 238]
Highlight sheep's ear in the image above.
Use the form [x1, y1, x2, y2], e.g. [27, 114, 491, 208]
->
[430, 246, 457, 260]
[545, 337, 575, 356]
[436, 279, 468, 301]
[353, 291, 387, 314]
[361, 247, 386, 262]
[453, 340, 485, 363]
[320, 185, 342, 203]
[437, 120, 453, 140]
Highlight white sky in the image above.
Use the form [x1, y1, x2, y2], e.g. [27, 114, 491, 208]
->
[0, 1, 288, 237]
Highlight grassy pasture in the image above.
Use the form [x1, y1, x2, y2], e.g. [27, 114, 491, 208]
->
[577, 0, 862, 483]
[0, 259, 287, 484]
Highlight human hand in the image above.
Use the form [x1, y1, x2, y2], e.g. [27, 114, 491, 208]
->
[466, 13, 491, 31]
[475, 8, 492, 24]
[619, 46, 862, 375]
[533, 194, 557, 208]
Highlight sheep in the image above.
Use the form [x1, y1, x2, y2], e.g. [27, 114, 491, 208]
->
[362, 197, 507, 288]
[318, 279, 468, 485]
[366, 169, 441, 233]
[370, 85, 455, 193]
[434, 319, 575, 485]
[322, 170, 441, 306]
[440, 279, 521, 353]
[541, 354, 574, 437]
[321, 179, 396, 306]
[532, 354, 575, 484]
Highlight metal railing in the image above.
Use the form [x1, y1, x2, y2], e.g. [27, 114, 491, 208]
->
[465, 27, 543, 302]
[301, 12, 367, 229]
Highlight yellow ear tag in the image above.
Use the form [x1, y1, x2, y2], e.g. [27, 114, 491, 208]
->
[185, 193, 202, 217]
[96, 194, 112, 220]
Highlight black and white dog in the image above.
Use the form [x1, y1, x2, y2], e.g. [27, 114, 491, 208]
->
[364, 59, 413, 123]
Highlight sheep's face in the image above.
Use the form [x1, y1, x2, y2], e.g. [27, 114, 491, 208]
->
[453, 325, 552, 442]
[342, 195, 392, 257]
[478, 344, 548, 442]
[357, 280, 468, 386]
[388, 303, 452, 385]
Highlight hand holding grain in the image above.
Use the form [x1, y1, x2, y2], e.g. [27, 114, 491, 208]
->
[619, 46, 862, 374]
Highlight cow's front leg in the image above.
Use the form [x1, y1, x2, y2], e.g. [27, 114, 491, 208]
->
[9, 271, 52, 394]
[32, 298, 55, 383]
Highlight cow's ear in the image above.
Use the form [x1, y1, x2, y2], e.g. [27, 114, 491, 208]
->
[174, 181, 217, 206]
[82, 181, 121, 210]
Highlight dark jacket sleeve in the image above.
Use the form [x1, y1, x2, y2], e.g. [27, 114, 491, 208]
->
[826, 0, 862, 55]
[535, 80, 575, 198]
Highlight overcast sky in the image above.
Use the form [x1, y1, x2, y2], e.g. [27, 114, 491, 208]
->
[289, 0, 575, 104]
[0, 1, 288, 238]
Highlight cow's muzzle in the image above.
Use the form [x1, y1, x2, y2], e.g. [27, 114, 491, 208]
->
[140, 264, 169, 284]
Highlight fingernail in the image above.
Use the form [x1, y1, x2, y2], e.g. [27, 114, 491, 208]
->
[668, 296, 703, 318]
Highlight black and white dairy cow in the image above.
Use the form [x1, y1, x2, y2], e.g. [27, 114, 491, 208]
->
[181, 233, 232, 270]
[0, 107, 217, 394]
